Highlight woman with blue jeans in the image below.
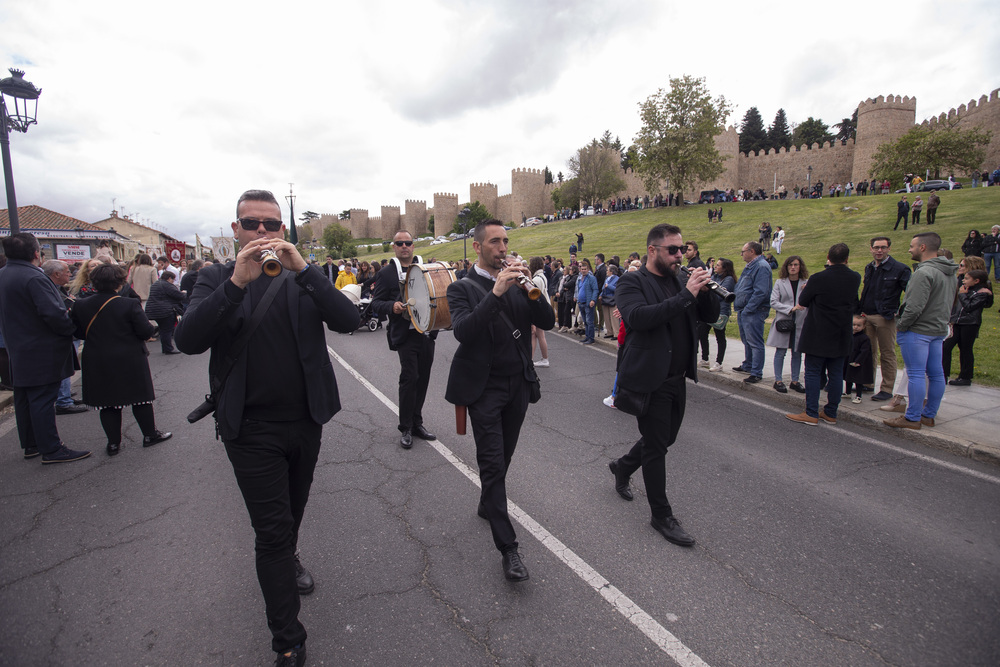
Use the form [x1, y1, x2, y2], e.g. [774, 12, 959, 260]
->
[766, 256, 809, 393]
[576, 259, 598, 344]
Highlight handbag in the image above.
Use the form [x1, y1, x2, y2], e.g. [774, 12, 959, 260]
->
[710, 313, 729, 331]
[614, 386, 650, 417]
[775, 318, 795, 333]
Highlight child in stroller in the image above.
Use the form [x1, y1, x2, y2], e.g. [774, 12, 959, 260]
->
[339, 284, 381, 333]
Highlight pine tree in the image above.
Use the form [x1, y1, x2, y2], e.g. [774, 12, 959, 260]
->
[767, 109, 792, 151]
[739, 107, 768, 155]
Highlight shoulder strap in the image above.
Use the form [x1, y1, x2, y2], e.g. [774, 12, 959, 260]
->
[86, 296, 121, 337]
[465, 277, 536, 379]
[210, 270, 291, 395]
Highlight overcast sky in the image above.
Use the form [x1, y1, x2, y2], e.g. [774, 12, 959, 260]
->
[3, 0, 998, 242]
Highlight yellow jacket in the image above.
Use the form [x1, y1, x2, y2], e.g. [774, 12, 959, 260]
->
[335, 269, 357, 290]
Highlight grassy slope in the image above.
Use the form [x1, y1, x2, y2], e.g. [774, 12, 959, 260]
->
[358, 187, 1000, 386]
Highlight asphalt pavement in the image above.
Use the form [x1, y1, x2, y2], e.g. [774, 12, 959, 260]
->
[1, 327, 998, 666]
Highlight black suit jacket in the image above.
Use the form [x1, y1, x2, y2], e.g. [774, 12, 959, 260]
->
[798, 263, 862, 358]
[444, 273, 555, 406]
[615, 266, 719, 393]
[175, 262, 359, 440]
[370, 262, 438, 350]
[0, 259, 76, 386]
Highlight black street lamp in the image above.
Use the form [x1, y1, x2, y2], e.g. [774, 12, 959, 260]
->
[457, 206, 470, 264]
[1, 69, 41, 235]
[807, 165, 813, 194]
[285, 183, 298, 245]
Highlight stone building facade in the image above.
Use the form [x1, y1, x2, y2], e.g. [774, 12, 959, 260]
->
[332, 88, 1000, 240]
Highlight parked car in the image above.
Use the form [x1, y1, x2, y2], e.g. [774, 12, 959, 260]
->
[581, 206, 595, 216]
[895, 180, 963, 193]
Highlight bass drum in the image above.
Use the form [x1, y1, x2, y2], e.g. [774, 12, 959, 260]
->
[404, 262, 457, 333]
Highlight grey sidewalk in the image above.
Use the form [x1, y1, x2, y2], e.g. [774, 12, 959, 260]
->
[4, 331, 998, 466]
[576, 328, 1000, 467]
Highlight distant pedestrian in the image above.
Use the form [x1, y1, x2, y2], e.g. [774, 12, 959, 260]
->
[893, 195, 910, 231]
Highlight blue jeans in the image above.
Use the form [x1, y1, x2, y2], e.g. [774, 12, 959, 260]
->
[737, 310, 766, 377]
[984, 252, 1000, 281]
[897, 330, 946, 421]
[773, 347, 801, 383]
[804, 354, 845, 418]
[581, 303, 595, 342]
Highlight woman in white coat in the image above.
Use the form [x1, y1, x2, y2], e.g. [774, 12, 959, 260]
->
[766, 255, 809, 393]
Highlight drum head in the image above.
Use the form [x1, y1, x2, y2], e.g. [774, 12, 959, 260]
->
[405, 265, 433, 332]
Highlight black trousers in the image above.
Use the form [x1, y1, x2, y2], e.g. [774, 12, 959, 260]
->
[396, 331, 434, 431]
[927, 208, 937, 224]
[942, 323, 979, 380]
[224, 418, 321, 653]
[893, 212, 908, 230]
[557, 299, 573, 328]
[697, 322, 727, 363]
[155, 315, 177, 353]
[617, 375, 686, 520]
[468, 373, 530, 552]
[13, 381, 63, 455]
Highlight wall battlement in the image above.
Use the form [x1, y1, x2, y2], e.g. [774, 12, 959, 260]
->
[857, 94, 918, 114]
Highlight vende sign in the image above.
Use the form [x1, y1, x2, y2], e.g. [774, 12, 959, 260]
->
[57, 245, 92, 261]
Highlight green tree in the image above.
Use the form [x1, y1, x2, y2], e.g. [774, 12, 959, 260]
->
[598, 130, 623, 152]
[792, 117, 834, 147]
[633, 75, 733, 197]
[833, 108, 858, 144]
[338, 210, 351, 220]
[544, 166, 554, 184]
[568, 139, 627, 207]
[739, 106, 768, 154]
[870, 123, 991, 182]
[321, 222, 353, 256]
[299, 223, 313, 243]
[454, 201, 491, 234]
[551, 178, 579, 211]
[428, 214, 435, 236]
[299, 210, 320, 224]
[767, 109, 792, 151]
[621, 144, 639, 173]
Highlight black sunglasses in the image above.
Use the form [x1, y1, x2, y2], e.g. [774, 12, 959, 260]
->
[394, 240, 413, 247]
[651, 244, 685, 255]
[238, 218, 282, 232]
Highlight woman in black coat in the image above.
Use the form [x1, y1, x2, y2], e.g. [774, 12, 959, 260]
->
[71, 265, 171, 456]
[961, 230, 983, 257]
[144, 272, 186, 354]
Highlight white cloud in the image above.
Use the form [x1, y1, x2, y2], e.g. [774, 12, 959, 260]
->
[1, 0, 997, 242]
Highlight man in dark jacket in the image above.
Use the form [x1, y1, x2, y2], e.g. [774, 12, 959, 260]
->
[175, 190, 358, 666]
[0, 233, 90, 463]
[786, 243, 861, 426]
[608, 224, 718, 547]
[859, 237, 910, 400]
[444, 219, 554, 582]
[371, 230, 437, 449]
[893, 195, 910, 231]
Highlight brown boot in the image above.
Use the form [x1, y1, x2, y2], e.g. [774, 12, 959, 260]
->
[884, 415, 921, 430]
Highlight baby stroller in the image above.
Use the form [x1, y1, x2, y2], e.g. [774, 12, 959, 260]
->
[340, 284, 381, 333]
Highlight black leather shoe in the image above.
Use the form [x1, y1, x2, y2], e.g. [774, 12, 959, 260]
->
[142, 430, 172, 447]
[788, 381, 806, 394]
[650, 515, 695, 547]
[23, 447, 40, 459]
[477, 502, 488, 520]
[56, 404, 88, 415]
[163, 349, 182, 355]
[274, 643, 306, 667]
[608, 459, 633, 501]
[106, 442, 120, 456]
[294, 556, 315, 595]
[743, 375, 762, 384]
[870, 391, 893, 401]
[732, 366, 750, 373]
[412, 425, 436, 441]
[501, 548, 529, 582]
[399, 429, 413, 449]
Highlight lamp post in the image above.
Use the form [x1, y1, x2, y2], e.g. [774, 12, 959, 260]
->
[457, 206, 470, 264]
[807, 165, 812, 195]
[284, 183, 298, 245]
[1, 69, 41, 235]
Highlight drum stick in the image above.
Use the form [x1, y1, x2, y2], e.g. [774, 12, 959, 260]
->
[456, 405, 467, 435]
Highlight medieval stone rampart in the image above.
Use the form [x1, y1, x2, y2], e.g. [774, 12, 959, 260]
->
[337, 89, 999, 240]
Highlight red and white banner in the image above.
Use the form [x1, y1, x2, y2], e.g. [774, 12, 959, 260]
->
[165, 241, 185, 265]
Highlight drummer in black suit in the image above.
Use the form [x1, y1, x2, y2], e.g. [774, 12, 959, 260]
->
[371, 230, 437, 449]
[445, 219, 555, 582]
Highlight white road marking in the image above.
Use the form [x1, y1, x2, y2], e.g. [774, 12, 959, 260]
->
[327, 345, 710, 667]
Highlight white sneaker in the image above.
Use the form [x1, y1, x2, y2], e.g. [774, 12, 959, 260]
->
[851, 396, 862, 404]
[709, 362, 723, 372]
[535, 358, 549, 368]
[603, 395, 615, 408]
[698, 360, 710, 369]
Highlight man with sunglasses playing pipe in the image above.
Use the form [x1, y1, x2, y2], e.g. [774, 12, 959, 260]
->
[176, 190, 359, 667]
[607, 224, 718, 547]
[371, 230, 438, 449]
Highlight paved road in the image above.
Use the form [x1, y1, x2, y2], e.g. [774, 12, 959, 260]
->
[1, 326, 998, 666]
